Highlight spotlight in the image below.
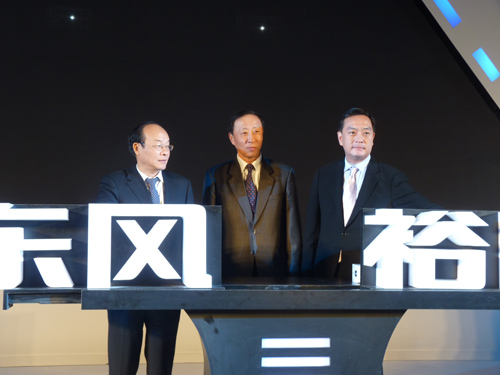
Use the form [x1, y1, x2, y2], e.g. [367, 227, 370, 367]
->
[47, 5, 91, 30]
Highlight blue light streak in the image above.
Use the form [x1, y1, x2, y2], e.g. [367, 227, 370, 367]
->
[472, 48, 500, 82]
[433, 0, 462, 28]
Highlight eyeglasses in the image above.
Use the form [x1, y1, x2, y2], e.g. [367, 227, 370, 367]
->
[140, 142, 174, 152]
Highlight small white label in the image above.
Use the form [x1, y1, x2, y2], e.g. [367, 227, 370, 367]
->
[352, 264, 361, 284]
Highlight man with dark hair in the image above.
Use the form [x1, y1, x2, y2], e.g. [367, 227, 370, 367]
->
[303, 108, 439, 280]
[96, 121, 194, 375]
[203, 110, 302, 279]
[338, 107, 377, 133]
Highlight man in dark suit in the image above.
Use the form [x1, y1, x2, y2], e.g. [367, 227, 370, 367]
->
[95, 121, 194, 375]
[303, 108, 439, 280]
[203, 110, 302, 279]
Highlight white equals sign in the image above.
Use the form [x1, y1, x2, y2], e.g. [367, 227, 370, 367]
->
[261, 338, 330, 367]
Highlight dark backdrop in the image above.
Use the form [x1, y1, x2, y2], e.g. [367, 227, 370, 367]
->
[2, 0, 499, 219]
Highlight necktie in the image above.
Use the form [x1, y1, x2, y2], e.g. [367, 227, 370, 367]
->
[343, 167, 358, 226]
[245, 164, 257, 216]
[145, 177, 161, 204]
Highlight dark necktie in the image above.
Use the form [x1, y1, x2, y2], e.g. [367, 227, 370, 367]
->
[245, 164, 257, 216]
[145, 177, 161, 204]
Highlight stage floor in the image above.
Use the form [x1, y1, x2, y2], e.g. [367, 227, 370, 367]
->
[0, 361, 499, 375]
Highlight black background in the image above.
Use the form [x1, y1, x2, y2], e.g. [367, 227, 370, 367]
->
[2, 0, 500, 221]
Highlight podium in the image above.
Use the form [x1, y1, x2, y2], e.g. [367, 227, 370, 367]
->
[79, 281, 500, 375]
[4, 206, 500, 374]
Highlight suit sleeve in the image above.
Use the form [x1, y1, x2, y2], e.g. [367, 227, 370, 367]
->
[286, 168, 302, 276]
[302, 169, 321, 276]
[390, 170, 441, 209]
[95, 174, 120, 203]
[202, 169, 217, 205]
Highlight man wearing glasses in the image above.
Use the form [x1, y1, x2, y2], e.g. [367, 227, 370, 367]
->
[95, 121, 194, 375]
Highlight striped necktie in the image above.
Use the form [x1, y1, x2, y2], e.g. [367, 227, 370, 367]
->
[145, 177, 161, 204]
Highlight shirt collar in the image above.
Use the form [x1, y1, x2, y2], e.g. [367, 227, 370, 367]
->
[236, 154, 262, 172]
[344, 155, 371, 173]
[136, 165, 164, 182]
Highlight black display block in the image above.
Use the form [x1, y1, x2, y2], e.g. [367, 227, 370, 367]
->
[0, 204, 221, 288]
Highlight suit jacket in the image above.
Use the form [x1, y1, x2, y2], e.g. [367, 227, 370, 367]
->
[302, 159, 440, 280]
[203, 157, 302, 278]
[96, 167, 194, 205]
[95, 166, 193, 375]
[95, 166, 194, 283]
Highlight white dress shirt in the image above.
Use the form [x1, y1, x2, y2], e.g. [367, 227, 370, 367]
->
[343, 155, 371, 198]
[136, 165, 164, 204]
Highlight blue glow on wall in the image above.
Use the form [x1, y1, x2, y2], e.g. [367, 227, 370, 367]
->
[472, 48, 500, 82]
[433, 0, 462, 27]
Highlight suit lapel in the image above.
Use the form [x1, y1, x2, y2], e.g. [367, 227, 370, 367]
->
[162, 171, 175, 204]
[346, 160, 379, 226]
[227, 160, 254, 222]
[330, 161, 345, 223]
[254, 158, 275, 223]
[126, 167, 152, 203]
